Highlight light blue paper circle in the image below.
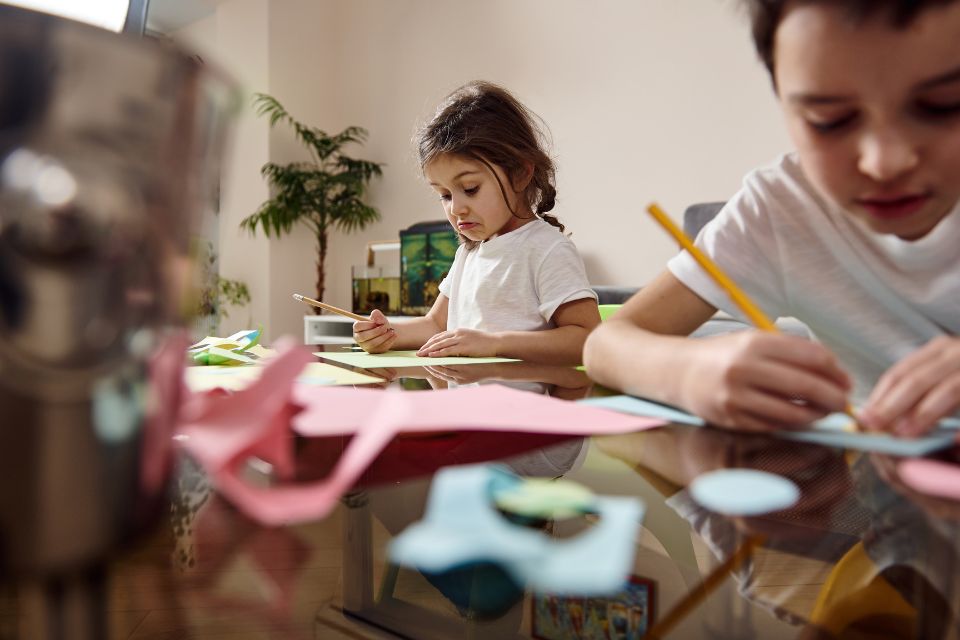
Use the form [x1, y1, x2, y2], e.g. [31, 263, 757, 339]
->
[689, 469, 799, 516]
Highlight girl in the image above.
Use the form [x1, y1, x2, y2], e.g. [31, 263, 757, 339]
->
[585, 0, 960, 435]
[353, 82, 599, 366]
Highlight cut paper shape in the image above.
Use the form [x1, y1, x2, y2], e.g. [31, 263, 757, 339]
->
[582, 395, 958, 456]
[184, 361, 381, 392]
[188, 327, 263, 365]
[493, 477, 596, 520]
[291, 385, 665, 438]
[177, 358, 663, 526]
[689, 469, 800, 516]
[897, 459, 960, 501]
[581, 395, 704, 426]
[315, 349, 518, 369]
[389, 464, 644, 595]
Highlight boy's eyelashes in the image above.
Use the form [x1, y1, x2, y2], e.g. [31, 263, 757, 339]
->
[915, 100, 960, 118]
[806, 112, 857, 134]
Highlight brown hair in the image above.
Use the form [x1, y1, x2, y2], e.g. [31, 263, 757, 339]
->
[416, 81, 564, 243]
[745, 0, 958, 78]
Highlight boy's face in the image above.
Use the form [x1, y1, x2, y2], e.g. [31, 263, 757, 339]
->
[425, 153, 529, 242]
[774, 2, 960, 240]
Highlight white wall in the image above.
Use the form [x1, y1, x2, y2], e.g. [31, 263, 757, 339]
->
[177, 0, 792, 341]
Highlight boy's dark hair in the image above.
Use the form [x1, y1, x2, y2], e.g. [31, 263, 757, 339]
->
[745, 0, 958, 76]
[416, 81, 564, 237]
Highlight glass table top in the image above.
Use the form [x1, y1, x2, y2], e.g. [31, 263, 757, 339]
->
[6, 344, 960, 639]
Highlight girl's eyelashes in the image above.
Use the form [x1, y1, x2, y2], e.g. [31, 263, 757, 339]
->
[463, 186, 479, 196]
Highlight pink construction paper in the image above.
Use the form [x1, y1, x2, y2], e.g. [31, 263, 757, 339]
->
[142, 331, 190, 493]
[291, 385, 664, 437]
[898, 458, 960, 501]
[176, 345, 665, 526]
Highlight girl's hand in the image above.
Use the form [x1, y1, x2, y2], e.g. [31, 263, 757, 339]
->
[860, 336, 960, 436]
[352, 309, 396, 354]
[417, 328, 500, 358]
[678, 331, 851, 432]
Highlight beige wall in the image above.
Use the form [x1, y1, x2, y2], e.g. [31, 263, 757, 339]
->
[176, 0, 792, 341]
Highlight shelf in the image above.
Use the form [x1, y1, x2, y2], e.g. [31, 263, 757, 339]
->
[303, 314, 404, 345]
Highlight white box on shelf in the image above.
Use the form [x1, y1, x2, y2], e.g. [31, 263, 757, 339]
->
[303, 314, 404, 345]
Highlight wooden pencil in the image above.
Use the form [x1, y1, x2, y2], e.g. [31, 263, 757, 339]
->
[645, 203, 858, 425]
[292, 293, 367, 321]
[644, 535, 764, 639]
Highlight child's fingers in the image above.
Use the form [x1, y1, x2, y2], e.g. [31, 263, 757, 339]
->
[359, 327, 396, 353]
[417, 332, 452, 356]
[707, 385, 830, 431]
[749, 361, 850, 414]
[370, 309, 387, 324]
[901, 377, 960, 435]
[353, 320, 385, 334]
[420, 338, 459, 357]
[863, 340, 960, 432]
[354, 322, 392, 342]
[764, 337, 851, 390]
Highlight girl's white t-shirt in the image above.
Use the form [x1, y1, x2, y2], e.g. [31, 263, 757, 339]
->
[668, 152, 960, 401]
[439, 218, 597, 333]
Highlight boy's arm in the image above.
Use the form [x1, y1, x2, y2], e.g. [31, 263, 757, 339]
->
[584, 270, 717, 406]
[584, 270, 851, 431]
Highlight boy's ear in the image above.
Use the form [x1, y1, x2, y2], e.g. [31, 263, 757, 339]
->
[512, 162, 535, 192]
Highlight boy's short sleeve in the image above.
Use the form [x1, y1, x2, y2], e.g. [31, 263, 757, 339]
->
[536, 239, 598, 322]
[667, 184, 790, 322]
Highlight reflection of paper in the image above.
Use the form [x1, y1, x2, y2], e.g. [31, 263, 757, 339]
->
[184, 362, 381, 392]
[293, 385, 664, 437]
[582, 395, 957, 456]
[898, 458, 960, 500]
[315, 349, 517, 369]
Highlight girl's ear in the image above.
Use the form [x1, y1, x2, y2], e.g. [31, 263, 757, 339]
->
[512, 162, 535, 192]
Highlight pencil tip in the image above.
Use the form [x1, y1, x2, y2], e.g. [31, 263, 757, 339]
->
[292, 293, 302, 301]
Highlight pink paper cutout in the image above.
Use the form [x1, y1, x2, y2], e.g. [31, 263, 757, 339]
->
[898, 458, 960, 501]
[142, 331, 190, 492]
[291, 385, 664, 437]
[177, 344, 665, 526]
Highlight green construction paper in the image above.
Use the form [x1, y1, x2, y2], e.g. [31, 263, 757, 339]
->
[315, 350, 518, 369]
[493, 478, 596, 520]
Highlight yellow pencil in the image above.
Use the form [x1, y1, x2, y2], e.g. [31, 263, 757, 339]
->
[645, 203, 858, 426]
[644, 535, 764, 639]
[292, 293, 367, 321]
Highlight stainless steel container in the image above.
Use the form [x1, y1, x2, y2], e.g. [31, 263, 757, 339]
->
[0, 3, 236, 582]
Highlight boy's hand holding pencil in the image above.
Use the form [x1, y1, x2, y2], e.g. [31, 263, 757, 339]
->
[645, 204, 856, 432]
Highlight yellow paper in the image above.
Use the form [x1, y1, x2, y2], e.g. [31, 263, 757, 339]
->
[185, 361, 382, 392]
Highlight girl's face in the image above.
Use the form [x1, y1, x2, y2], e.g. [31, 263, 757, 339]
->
[424, 153, 531, 242]
[775, 2, 960, 240]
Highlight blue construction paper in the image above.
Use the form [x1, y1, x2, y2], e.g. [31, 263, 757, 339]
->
[389, 464, 644, 596]
[581, 395, 957, 456]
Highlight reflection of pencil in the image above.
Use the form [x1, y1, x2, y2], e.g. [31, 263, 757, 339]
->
[645, 203, 858, 426]
[645, 535, 764, 640]
[292, 293, 367, 321]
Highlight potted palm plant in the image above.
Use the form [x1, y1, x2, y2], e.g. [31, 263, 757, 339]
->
[240, 93, 383, 310]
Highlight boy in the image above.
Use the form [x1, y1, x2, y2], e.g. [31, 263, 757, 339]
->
[585, 0, 960, 435]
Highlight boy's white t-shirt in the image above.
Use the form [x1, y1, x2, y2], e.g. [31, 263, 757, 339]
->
[439, 218, 597, 333]
[668, 152, 960, 401]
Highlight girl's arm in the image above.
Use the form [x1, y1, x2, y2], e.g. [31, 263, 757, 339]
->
[353, 295, 449, 353]
[494, 298, 600, 365]
[584, 270, 851, 431]
[417, 298, 600, 366]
